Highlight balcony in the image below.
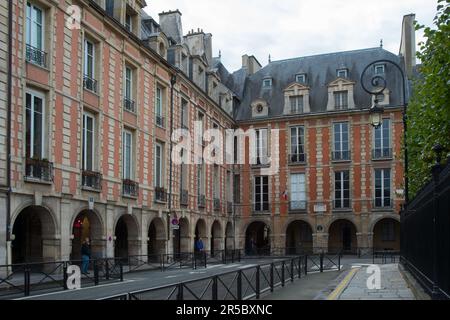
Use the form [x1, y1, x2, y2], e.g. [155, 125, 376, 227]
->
[154, 187, 167, 203]
[198, 194, 206, 208]
[227, 201, 233, 214]
[373, 198, 393, 210]
[180, 189, 189, 206]
[81, 170, 102, 191]
[253, 202, 270, 214]
[25, 158, 53, 183]
[289, 200, 307, 213]
[122, 179, 139, 198]
[289, 153, 306, 165]
[156, 115, 165, 128]
[372, 148, 393, 160]
[83, 75, 98, 93]
[214, 198, 221, 211]
[124, 98, 136, 113]
[26, 44, 47, 68]
[332, 150, 351, 162]
[333, 199, 351, 212]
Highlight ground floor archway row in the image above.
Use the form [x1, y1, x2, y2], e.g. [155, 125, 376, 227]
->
[114, 214, 140, 259]
[148, 217, 167, 259]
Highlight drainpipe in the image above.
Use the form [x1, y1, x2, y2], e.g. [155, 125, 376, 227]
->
[5, 0, 13, 264]
[167, 74, 177, 252]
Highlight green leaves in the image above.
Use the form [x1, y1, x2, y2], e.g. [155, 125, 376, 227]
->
[407, 0, 450, 198]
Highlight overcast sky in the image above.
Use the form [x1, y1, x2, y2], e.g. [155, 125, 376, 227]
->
[144, 0, 437, 71]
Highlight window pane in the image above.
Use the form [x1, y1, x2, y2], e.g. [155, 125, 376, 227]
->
[26, 93, 32, 158]
[33, 96, 43, 158]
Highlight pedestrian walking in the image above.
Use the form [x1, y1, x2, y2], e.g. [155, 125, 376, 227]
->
[81, 238, 91, 274]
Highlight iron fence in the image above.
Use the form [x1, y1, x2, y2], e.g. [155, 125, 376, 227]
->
[401, 155, 450, 300]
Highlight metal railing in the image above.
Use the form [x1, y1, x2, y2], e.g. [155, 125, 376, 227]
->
[82, 170, 102, 190]
[332, 150, 351, 161]
[123, 97, 136, 113]
[26, 44, 47, 68]
[180, 189, 189, 206]
[288, 153, 306, 164]
[83, 75, 98, 93]
[373, 250, 400, 264]
[154, 187, 167, 202]
[25, 158, 53, 182]
[289, 200, 307, 212]
[372, 148, 393, 160]
[122, 179, 139, 197]
[156, 115, 165, 127]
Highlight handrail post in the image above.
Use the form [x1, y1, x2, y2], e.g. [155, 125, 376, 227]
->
[237, 270, 242, 300]
[94, 260, 99, 286]
[63, 262, 68, 290]
[338, 252, 341, 271]
[203, 251, 207, 268]
[304, 255, 308, 275]
[24, 265, 30, 297]
[281, 261, 285, 287]
[212, 275, 218, 300]
[119, 261, 123, 282]
[320, 253, 324, 273]
[270, 263, 274, 292]
[256, 266, 260, 299]
[177, 283, 184, 300]
[298, 256, 302, 278]
[105, 259, 110, 280]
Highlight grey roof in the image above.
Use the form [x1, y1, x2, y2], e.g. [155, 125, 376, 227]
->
[212, 58, 247, 99]
[233, 47, 407, 121]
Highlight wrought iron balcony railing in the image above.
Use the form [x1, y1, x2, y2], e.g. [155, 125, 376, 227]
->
[25, 158, 53, 182]
[253, 202, 270, 213]
[333, 199, 351, 211]
[156, 115, 165, 128]
[82, 170, 102, 190]
[154, 187, 167, 203]
[180, 189, 189, 206]
[198, 194, 206, 208]
[83, 75, 98, 93]
[122, 179, 139, 198]
[289, 200, 307, 212]
[214, 198, 221, 211]
[332, 150, 351, 161]
[26, 44, 47, 68]
[289, 153, 306, 164]
[124, 98, 136, 113]
[227, 201, 233, 214]
[372, 148, 393, 160]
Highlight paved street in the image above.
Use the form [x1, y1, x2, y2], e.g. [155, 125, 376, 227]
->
[335, 264, 415, 300]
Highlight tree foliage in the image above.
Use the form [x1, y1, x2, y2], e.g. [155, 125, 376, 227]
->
[408, 0, 450, 197]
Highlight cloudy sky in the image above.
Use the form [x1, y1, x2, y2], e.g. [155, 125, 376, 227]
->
[145, 0, 437, 71]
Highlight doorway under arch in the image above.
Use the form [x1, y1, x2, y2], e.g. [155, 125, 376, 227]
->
[225, 222, 234, 250]
[148, 218, 166, 261]
[285, 220, 313, 254]
[245, 221, 270, 255]
[114, 215, 139, 260]
[373, 218, 400, 251]
[210, 221, 223, 255]
[70, 210, 104, 260]
[328, 219, 357, 254]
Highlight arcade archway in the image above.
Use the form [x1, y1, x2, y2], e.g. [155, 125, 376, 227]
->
[245, 221, 270, 255]
[210, 221, 222, 255]
[71, 210, 103, 260]
[285, 220, 313, 254]
[148, 218, 166, 261]
[328, 219, 357, 254]
[114, 215, 139, 259]
[373, 218, 400, 251]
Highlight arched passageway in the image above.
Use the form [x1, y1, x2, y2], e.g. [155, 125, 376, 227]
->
[245, 221, 270, 255]
[148, 218, 166, 261]
[373, 218, 400, 251]
[71, 210, 103, 260]
[194, 219, 207, 252]
[225, 222, 234, 250]
[285, 220, 313, 254]
[114, 215, 139, 260]
[210, 221, 222, 255]
[328, 219, 358, 254]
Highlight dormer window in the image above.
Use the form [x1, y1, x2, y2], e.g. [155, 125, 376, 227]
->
[296, 74, 306, 84]
[334, 90, 349, 110]
[374, 64, 385, 75]
[337, 69, 348, 78]
[263, 78, 272, 88]
[125, 13, 132, 32]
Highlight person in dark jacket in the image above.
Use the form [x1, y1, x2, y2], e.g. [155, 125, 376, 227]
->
[81, 238, 91, 274]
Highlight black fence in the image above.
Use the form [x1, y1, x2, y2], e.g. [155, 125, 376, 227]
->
[401, 154, 450, 300]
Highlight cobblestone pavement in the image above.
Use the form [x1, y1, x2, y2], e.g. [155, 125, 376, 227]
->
[337, 264, 415, 300]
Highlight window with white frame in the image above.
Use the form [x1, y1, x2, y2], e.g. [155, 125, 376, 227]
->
[25, 91, 45, 160]
[181, 98, 189, 128]
[84, 39, 97, 92]
[233, 174, 240, 204]
[337, 69, 348, 78]
[255, 128, 268, 165]
[124, 66, 135, 112]
[334, 90, 348, 110]
[374, 64, 385, 75]
[197, 164, 205, 197]
[227, 171, 232, 202]
[262, 78, 272, 88]
[122, 130, 133, 180]
[254, 176, 269, 212]
[125, 13, 133, 32]
[213, 165, 219, 199]
[290, 173, 306, 210]
[82, 112, 95, 171]
[334, 171, 350, 209]
[154, 142, 164, 187]
[26, 2, 45, 67]
[289, 95, 304, 114]
[296, 74, 306, 84]
[290, 126, 305, 163]
[333, 122, 350, 160]
[156, 86, 165, 127]
[375, 168, 391, 208]
[373, 119, 391, 158]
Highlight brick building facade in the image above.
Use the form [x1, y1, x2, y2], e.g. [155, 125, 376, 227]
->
[0, 0, 415, 266]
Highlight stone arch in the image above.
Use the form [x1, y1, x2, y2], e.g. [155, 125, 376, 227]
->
[285, 220, 314, 254]
[70, 208, 105, 260]
[114, 214, 140, 259]
[245, 221, 271, 255]
[148, 217, 166, 259]
[11, 205, 59, 264]
[225, 222, 234, 250]
[372, 218, 401, 251]
[369, 214, 400, 234]
[328, 219, 358, 254]
[194, 218, 207, 251]
[210, 220, 223, 254]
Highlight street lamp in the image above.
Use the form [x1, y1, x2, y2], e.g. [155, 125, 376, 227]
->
[360, 59, 408, 204]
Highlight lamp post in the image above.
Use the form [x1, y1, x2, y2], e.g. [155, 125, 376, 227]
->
[360, 59, 409, 205]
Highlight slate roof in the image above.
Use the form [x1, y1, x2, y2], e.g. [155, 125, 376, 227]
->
[230, 47, 407, 121]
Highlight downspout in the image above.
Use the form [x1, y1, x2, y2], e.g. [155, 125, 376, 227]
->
[5, 0, 13, 264]
[167, 74, 177, 252]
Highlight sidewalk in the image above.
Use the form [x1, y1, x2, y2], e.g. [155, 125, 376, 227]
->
[332, 264, 416, 300]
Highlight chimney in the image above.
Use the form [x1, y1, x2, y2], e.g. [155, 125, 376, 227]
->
[399, 14, 416, 78]
[159, 10, 183, 44]
[242, 54, 262, 75]
[204, 33, 213, 67]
